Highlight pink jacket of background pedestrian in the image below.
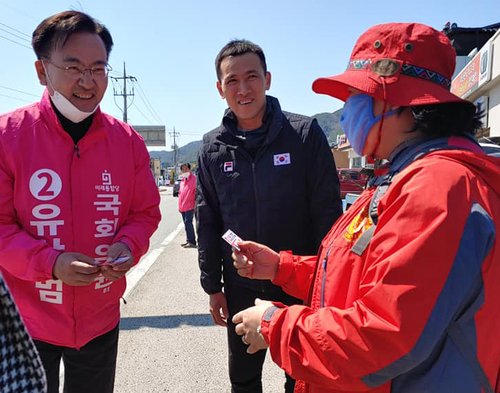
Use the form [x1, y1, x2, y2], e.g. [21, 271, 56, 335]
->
[0, 91, 161, 349]
[178, 173, 196, 212]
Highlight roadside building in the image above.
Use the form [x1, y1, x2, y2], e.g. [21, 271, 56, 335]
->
[334, 134, 374, 169]
[447, 22, 500, 139]
[150, 158, 162, 185]
[330, 139, 349, 168]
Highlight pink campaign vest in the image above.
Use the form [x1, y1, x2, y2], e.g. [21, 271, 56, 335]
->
[0, 90, 161, 348]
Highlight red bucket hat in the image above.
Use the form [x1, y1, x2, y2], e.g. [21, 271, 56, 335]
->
[312, 22, 470, 106]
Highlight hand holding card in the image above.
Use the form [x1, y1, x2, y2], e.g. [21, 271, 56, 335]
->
[222, 229, 243, 251]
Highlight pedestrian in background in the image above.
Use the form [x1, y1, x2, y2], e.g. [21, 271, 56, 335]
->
[178, 163, 197, 248]
[232, 22, 499, 393]
[0, 11, 161, 393]
[196, 39, 343, 393]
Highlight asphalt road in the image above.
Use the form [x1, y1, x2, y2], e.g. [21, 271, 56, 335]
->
[113, 186, 286, 392]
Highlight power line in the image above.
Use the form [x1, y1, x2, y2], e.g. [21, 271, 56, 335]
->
[109, 66, 162, 125]
[0, 21, 31, 51]
[0, 27, 30, 43]
[0, 85, 39, 98]
[131, 102, 154, 124]
[110, 78, 123, 113]
[111, 65, 163, 124]
[169, 127, 180, 168]
[0, 2, 38, 23]
[133, 81, 163, 124]
[0, 33, 31, 49]
[0, 92, 31, 103]
[135, 82, 162, 122]
[110, 62, 136, 123]
[109, 70, 122, 77]
[0, 22, 31, 38]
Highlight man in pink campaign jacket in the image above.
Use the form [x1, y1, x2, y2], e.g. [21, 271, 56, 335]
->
[0, 11, 161, 393]
[178, 163, 197, 248]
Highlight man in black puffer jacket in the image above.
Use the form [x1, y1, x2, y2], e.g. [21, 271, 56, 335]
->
[196, 39, 343, 393]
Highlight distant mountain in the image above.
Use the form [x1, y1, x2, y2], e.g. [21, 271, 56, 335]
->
[150, 108, 343, 166]
[149, 140, 202, 167]
[312, 109, 343, 145]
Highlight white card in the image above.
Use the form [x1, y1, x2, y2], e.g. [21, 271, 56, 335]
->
[222, 229, 242, 251]
[107, 255, 130, 265]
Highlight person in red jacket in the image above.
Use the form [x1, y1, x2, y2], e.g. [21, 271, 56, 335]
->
[232, 23, 499, 393]
[178, 163, 197, 248]
[0, 11, 161, 393]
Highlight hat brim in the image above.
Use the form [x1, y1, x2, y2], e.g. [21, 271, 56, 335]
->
[312, 70, 470, 107]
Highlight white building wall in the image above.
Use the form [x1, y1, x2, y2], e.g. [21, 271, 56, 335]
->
[483, 30, 500, 136]
[491, 33, 500, 80]
[487, 84, 500, 136]
[458, 29, 500, 137]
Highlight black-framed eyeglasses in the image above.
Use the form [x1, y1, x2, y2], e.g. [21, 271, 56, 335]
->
[43, 59, 112, 80]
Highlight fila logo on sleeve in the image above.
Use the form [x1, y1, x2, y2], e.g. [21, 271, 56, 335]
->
[223, 161, 234, 172]
[273, 153, 291, 166]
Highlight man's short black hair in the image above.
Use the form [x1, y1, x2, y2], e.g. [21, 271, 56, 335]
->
[32, 10, 113, 60]
[215, 39, 267, 81]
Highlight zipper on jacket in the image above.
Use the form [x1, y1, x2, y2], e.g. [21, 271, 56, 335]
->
[251, 162, 260, 238]
[251, 161, 266, 294]
[74, 145, 80, 158]
[320, 248, 331, 307]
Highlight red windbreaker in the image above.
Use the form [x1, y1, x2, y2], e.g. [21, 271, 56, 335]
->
[262, 148, 499, 393]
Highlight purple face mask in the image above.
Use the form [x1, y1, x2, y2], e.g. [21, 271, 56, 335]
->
[339, 94, 397, 155]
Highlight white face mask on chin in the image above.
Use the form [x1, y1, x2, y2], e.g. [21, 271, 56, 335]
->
[50, 89, 98, 123]
[43, 62, 99, 123]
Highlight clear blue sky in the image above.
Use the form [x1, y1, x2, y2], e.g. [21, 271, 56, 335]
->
[1, 0, 498, 150]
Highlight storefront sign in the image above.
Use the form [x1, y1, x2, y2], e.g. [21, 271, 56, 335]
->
[451, 42, 492, 98]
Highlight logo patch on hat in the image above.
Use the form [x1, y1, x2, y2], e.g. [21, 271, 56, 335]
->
[371, 59, 400, 76]
[273, 153, 291, 166]
[223, 161, 234, 172]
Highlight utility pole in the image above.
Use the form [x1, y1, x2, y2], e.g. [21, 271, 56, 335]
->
[111, 62, 136, 123]
[169, 127, 180, 170]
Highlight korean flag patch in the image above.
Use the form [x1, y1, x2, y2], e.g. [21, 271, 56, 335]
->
[273, 153, 291, 166]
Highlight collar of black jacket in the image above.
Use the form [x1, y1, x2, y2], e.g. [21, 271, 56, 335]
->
[218, 95, 283, 147]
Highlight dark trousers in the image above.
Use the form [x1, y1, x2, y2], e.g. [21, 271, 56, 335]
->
[34, 325, 119, 393]
[225, 283, 298, 393]
[181, 210, 196, 244]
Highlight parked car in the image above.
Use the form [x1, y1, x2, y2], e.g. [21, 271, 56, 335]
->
[479, 141, 500, 157]
[337, 168, 372, 198]
[344, 192, 361, 211]
[340, 141, 499, 212]
[173, 177, 181, 197]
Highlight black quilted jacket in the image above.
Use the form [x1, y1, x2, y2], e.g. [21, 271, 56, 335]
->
[196, 96, 343, 294]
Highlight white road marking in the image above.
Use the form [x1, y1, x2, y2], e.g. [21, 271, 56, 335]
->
[123, 222, 184, 298]
[59, 221, 184, 391]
